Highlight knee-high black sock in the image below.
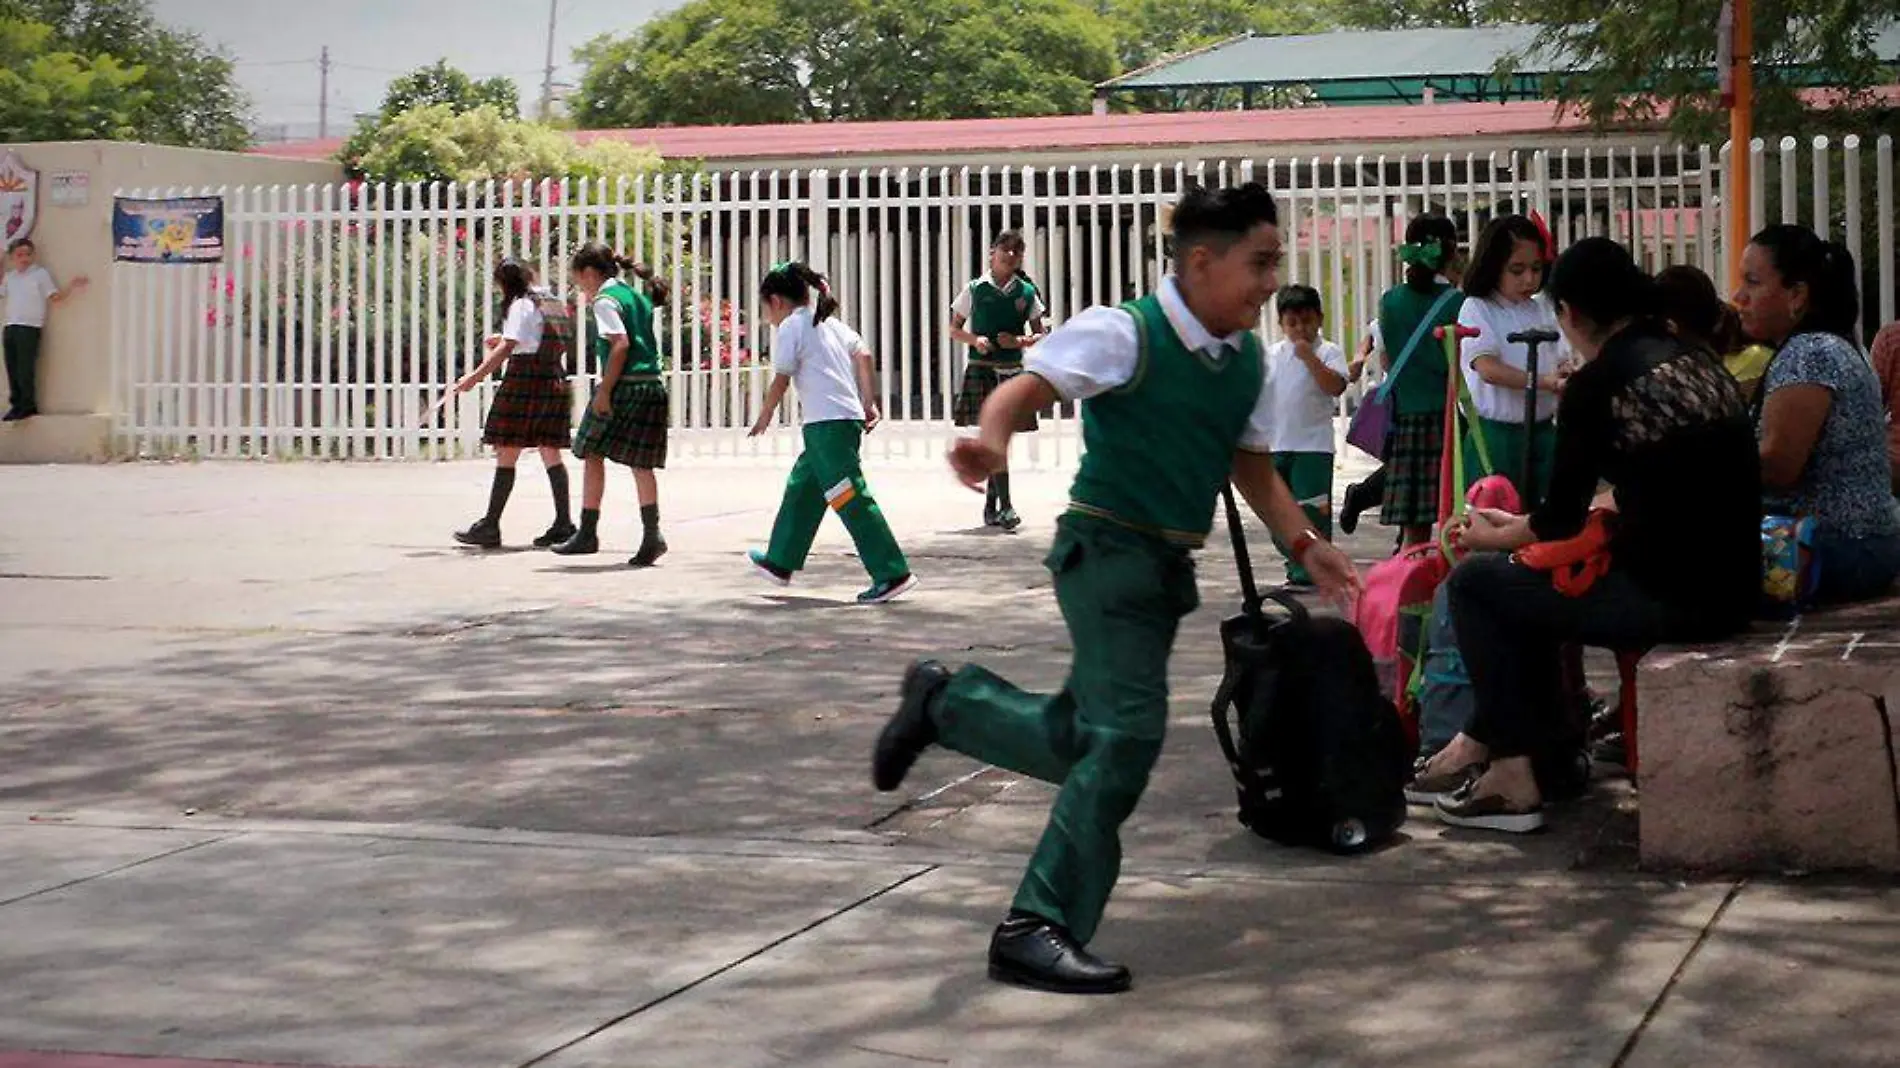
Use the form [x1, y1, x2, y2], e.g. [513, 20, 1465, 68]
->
[485, 468, 517, 523]
[640, 502, 661, 537]
[993, 471, 1012, 509]
[546, 464, 572, 526]
[579, 507, 601, 536]
[984, 478, 998, 512]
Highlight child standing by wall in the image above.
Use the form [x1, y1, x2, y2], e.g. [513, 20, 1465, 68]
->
[747, 262, 916, 605]
[2, 239, 88, 421]
[1263, 284, 1349, 586]
[950, 230, 1048, 530]
[1376, 215, 1467, 546]
[871, 183, 1361, 995]
[1457, 215, 1565, 504]
[553, 244, 671, 567]
[452, 259, 576, 549]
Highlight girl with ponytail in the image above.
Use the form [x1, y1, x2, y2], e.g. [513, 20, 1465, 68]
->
[1738, 224, 1900, 604]
[746, 261, 916, 604]
[949, 229, 1048, 531]
[554, 242, 671, 566]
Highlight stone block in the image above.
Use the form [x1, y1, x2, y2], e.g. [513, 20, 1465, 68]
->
[1638, 604, 1900, 873]
[0, 412, 111, 464]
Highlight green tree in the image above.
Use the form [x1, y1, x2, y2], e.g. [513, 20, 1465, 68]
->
[1329, 0, 1534, 29]
[341, 60, 522, 174]
[1106, 0, 1332, 71]
[5, 0, 251, 149]
[571, 0, 1118, 128]
[1534, 3, 1900, 142]
[0, 15, 146, 141]
[350, 103, 666, 186]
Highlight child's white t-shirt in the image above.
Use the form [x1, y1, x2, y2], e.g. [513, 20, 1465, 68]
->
[772, 308, 866, 425]
[1458, 294, 1565, 424]
[499, 296, 543, 355]
[1, 266, 58, 328]
[1263, 337, 1349, 454]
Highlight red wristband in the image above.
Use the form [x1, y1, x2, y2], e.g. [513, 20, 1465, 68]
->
[1290, 529, 1323, 560]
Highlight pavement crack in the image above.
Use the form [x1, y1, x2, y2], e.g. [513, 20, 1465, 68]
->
[0, 832, 237, 909]
[1608, 877, 1748, 1068]
[516, 864, 941, 1068]
[848, 1043, 951, 1064]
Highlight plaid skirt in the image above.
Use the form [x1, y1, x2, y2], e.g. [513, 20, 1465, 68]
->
[483, 352, 572, 449]
[1379, 409, 1446, 527]
[953, 363, 1039, 432]
[573, 377, 669, 469]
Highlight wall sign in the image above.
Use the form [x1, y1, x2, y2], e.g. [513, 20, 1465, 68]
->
[0, 151, 39, 246]
[49, 172, 90, 208]
[112, 196, 226, 264]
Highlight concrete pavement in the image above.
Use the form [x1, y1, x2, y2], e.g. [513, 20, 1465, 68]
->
[0, 454, 1893, 1067]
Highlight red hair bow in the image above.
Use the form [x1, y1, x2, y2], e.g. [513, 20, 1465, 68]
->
[1530, 211, 1557, 263]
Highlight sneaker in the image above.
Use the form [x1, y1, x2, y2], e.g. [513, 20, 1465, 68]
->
[550, 530, 599, 556]
[453, 518, 502, 549]
[1435, 782, 1545, 834]
[995, 507, 1022, 533]
[748, 550, 792, 587]
[629, 536, 669, 568]
[1404, 759, 1483, 805]
[533, 521, 577, 549]
[858, 574, 918, 605]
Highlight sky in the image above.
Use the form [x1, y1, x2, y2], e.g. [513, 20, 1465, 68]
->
[149, 0, 679, 139]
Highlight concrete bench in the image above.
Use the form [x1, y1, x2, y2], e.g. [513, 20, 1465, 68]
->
[1638, 597, 1900, 873]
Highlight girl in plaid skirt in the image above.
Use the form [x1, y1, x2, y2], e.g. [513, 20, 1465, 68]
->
[552, 244, 672, 567]
[1373, 214, 1467, 547]
[453, 259, 576, 549]
[950, 230, 1048, 531]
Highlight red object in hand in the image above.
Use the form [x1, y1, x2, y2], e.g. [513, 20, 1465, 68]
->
[1434, 324, 1482, 341]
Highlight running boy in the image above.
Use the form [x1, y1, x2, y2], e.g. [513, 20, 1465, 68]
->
[553, 244, 670, 567]
[950, 230, 1047, 530]
[872, 183, 1361, 995]
[2, 239, 88, 421]
[1264, 284, 1349, 586]
[747, 262, 916, 605]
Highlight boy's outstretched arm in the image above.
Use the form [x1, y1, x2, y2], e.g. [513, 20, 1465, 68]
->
[1230, 449, 1363, 605]
[948, 372, 1057, 489]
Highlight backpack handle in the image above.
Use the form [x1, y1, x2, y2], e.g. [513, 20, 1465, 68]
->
[1220, 483, 1313, 623]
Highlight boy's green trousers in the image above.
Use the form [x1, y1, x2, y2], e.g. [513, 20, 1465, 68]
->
[931, 514, 1197, 945]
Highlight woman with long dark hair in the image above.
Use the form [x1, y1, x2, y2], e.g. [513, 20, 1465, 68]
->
[452, 258, 576, 549]
[1413, 238, 1760, 833]
[1738, 224, 1900, 604]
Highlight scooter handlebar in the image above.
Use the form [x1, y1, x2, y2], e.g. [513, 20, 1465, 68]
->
[1508, 328, 1562, 345]
[1434, 324, 1482, 341]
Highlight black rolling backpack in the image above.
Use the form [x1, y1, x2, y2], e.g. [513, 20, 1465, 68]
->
[1209, 486, 1411, 854]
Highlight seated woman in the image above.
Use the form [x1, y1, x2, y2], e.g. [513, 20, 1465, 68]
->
[1410, 238, 1762, 834]
[1870, 322, 1900, 497]
[1739, 225, 1900, 605]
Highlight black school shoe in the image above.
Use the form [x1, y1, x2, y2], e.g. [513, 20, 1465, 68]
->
[454, 518, 502, 549]
[872, 660, 947, 791]
[988, 916, 1132, 995]
[1, 407, 31, 423]
[551, 530, 600, 556]
[1339, 480, 1376, 535]
[533, 521, 577, 549]
[629, 535, 668, 568]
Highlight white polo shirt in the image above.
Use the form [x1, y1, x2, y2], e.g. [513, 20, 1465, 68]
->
[772, 307, 866, 425]
[1262, 337, 1349, 454]
[499, 296, 543, 355]
[1024, 275, 1277, 452]
[1458, 294, 1565, 424]
[2, 266, 58, 328]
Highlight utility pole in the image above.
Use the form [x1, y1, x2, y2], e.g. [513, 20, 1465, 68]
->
[1724, 0, 1754, 292]
[540, 0, 559, 120]
[318, 46, 333, 139]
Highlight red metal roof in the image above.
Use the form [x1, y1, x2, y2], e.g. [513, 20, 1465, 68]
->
[253, 100, 1592, 164]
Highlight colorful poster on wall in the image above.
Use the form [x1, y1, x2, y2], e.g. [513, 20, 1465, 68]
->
[112, 196, 225, 264]
[0, 151, 39, 247]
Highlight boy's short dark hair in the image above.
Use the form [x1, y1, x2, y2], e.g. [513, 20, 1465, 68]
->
[1275, 284, 1323, 319]
[1169, 181, 1279, 257]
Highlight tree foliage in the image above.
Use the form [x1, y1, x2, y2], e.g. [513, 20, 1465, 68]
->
[1105, 0, 1334, 70]
[1328, 0, 1534, 29]
[0, 0, 250, 148]
[349, 103, 665, 186]
[1535, 2, 1900, 141]
[571, 0, 1118, 128]
[341, 60, 523, 175]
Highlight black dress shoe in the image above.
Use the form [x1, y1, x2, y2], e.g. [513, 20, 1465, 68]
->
[629, 535, 668, 568]
[1339, 480, 1371, 535]
[454, 518, 502, 549]
[551, 530, 599, 556]
[988, 917, 1131, 995]
[872, 660, 947, 791]
[534, 521, 577, 549]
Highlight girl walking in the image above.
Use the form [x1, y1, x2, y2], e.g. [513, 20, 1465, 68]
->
[950, 230, 1047, 530]
[1456, 214, 1565, 505]
[553, 244, 671, 567]
[1375, 215, 1467, 546]
[747, 262, 916, 605]
[453, 259, 577, 549]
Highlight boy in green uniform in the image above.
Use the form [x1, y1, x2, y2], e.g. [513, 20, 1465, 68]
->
[950, 230, 1048, 530]
[873, 183, 1363, 995]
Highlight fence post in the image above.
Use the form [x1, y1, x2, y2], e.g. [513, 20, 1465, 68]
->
[808, 168, 830, 273]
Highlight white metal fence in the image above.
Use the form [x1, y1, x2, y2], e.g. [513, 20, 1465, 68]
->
[110, 133, 1899, 464]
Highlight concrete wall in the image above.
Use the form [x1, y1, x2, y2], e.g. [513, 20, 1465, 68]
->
[0, 141, 343, 463]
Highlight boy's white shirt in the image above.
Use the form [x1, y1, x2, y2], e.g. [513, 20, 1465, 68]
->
[772, 307, 867, 424]
[1, 265, 58, 328]
[1263, 336, 1348, 454]
[499, 295, 543, 355]
[1023, 275, 1277, 452]
[951, 273, 1047, 319]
